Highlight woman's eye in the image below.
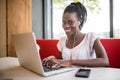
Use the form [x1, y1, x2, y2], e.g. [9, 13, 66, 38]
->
[62, 21, 74, 25]
[68, 21, 73, 25]
[62, 22, 66, 25]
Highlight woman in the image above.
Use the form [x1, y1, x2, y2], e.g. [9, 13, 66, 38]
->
[42, 2, 109, 68]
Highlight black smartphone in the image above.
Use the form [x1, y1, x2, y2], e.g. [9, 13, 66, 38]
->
[75, 68, 91, 78]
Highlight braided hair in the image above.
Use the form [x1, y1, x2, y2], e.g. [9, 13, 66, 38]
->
[63, 2, 87, 30]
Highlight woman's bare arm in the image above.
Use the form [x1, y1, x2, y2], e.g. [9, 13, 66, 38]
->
[58, 38, 109, 67]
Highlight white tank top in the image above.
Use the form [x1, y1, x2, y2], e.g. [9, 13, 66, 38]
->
[57, 32, 98, 60]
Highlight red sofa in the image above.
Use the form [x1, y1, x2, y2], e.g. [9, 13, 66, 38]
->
[36, 39, 120, 68]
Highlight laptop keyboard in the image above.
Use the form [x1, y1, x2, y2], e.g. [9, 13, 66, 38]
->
[43, 65, 59, 72]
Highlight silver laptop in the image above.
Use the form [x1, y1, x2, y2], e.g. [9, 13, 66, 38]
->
[12, 32, 75, 77]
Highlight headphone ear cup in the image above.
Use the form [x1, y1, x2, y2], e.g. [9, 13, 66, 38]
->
[78, 22, 80, 25]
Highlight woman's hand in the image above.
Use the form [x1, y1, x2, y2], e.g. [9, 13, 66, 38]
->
[42, 56, 60, 68]
[59, 60, 72, 67]
[42, 56, 72, 69]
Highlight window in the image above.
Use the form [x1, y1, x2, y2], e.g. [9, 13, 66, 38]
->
[53, 0, 110, 39]
[113, 0, 120, 37]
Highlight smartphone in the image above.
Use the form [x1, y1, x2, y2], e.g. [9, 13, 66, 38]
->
[75, 68, 91, 78]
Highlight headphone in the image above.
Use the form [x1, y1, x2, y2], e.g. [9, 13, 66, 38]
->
[78, 22, 80, 25]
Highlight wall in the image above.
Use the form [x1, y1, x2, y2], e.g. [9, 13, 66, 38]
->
[7, 0, 32, 57]
[0, 0, 32, 57]
[0, 0, 7, 57]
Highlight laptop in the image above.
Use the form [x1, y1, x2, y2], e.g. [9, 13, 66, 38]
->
[12, 32, 75, 77]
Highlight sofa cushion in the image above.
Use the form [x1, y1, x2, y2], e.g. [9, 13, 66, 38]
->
[36, 39, 59, 59]
[100, 39, 120, 68]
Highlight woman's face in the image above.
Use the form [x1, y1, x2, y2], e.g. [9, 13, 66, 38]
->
[62, 12, 80, 36]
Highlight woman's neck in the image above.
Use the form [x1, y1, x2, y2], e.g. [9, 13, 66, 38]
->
[67, 31, 82, 41]
[66, 31, 85, 48]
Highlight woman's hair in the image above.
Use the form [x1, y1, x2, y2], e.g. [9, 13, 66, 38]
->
[63, 2, 87, 30]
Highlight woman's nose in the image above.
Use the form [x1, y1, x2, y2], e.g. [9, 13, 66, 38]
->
[63, 23, 70, 28]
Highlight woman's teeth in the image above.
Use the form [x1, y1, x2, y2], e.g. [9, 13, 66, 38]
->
[65, 29, 71, 32]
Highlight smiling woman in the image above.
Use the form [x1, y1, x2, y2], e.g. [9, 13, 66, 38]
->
[43, 2, 109, 68]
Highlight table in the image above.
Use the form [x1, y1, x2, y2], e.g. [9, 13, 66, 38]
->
[0, 57, 120, 80]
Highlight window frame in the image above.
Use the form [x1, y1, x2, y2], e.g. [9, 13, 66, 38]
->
[43, 0, 115, 38]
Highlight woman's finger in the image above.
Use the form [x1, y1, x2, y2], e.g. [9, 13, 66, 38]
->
[42, 56, 55, 66]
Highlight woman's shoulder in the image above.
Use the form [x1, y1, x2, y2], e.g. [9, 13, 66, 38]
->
[59, 36, 67, 41]
[86, 32, 96, 36]
[85, 32, 98, 40]
[57, 36, 67, 49]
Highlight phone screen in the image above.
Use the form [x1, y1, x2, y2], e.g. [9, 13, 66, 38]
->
[75, 68, 91, 78]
